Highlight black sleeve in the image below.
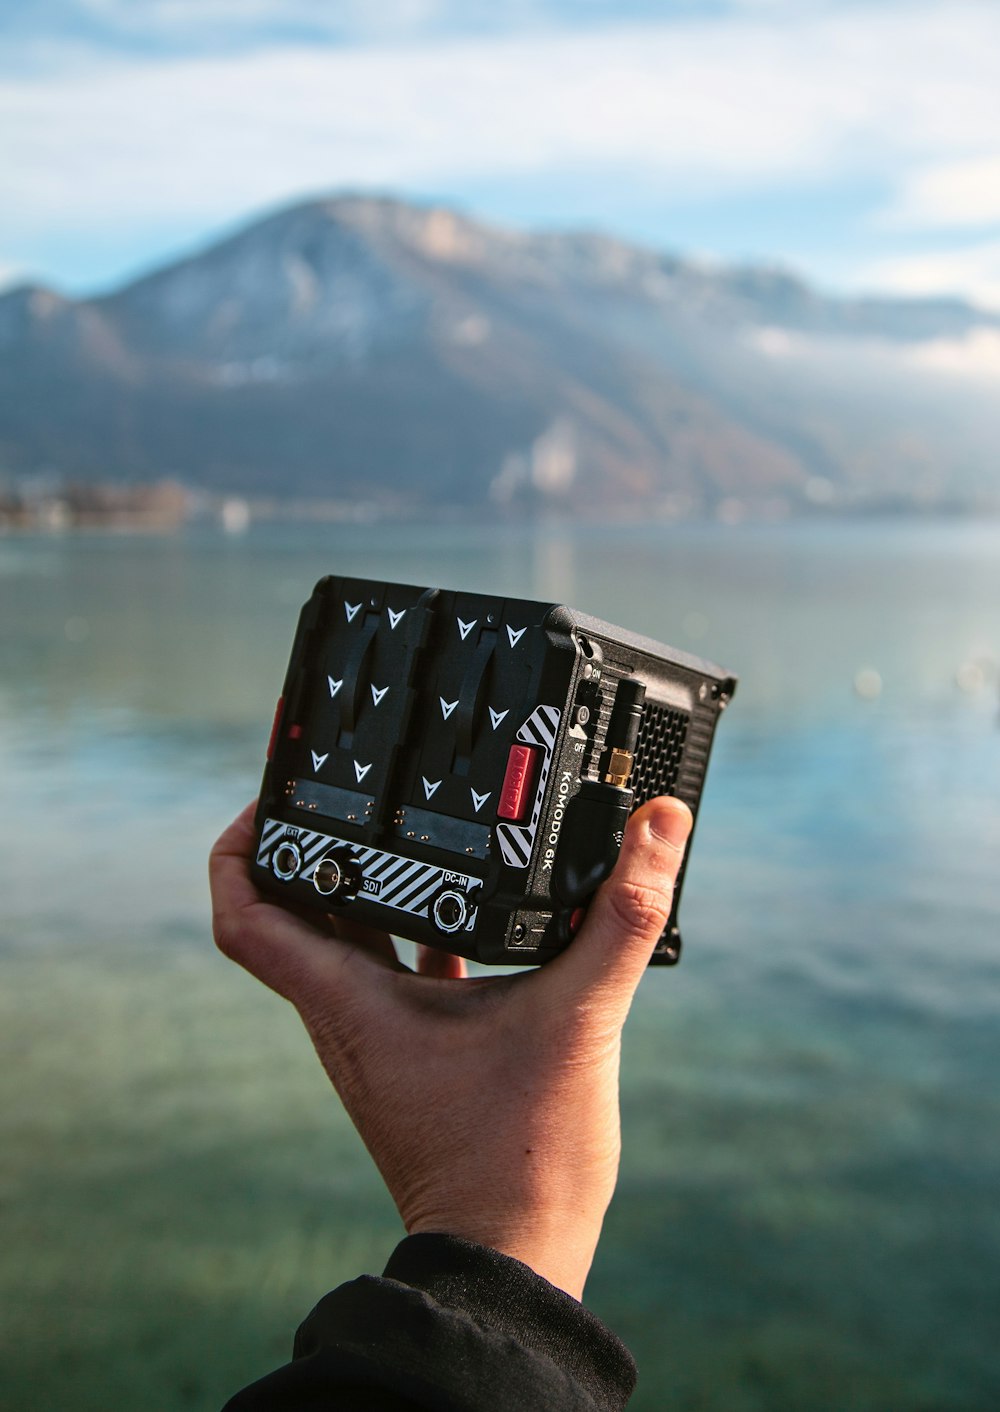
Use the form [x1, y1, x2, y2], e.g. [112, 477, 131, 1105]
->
[223, 1232, 636, 1411]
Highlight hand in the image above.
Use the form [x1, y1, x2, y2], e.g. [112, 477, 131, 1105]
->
[209, 796, 692, 1300]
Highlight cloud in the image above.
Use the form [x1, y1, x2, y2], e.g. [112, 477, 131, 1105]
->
[906, 328, 1000, 381]
[3, 7, 998, 219]
[753, 313, 1000, 383]
[861, 239, 1000, 313]
[7, 0, 775, 62]
[882, 155, 1000, 231]
[0, 261, 28, 291]
[9, 0, 849, 53]
[1, 2, 999, 296]
[67, 0, 449, 46]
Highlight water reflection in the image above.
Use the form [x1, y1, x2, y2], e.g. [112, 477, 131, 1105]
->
[2, 519, 999, 1410]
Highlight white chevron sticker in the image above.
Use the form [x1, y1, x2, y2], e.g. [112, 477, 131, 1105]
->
[507, 625, 526, 647]
[422, 777, 441, 800]
[440, 697, 458, 720]
[457, 616, 477, 641]
[345, 601, 362, 622]
[387, 607, 406, 629]
[311, 750, 328, 771]
[488, 706, 509, 730]
[354, 760, 372, 783]
[328, 676, 343, 698]
[471, 789, 492, 814]
[371, 684, 389, 706]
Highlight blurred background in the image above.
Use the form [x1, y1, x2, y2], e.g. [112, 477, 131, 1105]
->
[1, 3, 999, 1409]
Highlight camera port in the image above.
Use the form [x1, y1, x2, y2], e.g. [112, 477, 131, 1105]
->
[272, 840, 302, 881]
[431, 889, 469, 934]
[313, 854, 345, 897]
[311, 850, 360, 902]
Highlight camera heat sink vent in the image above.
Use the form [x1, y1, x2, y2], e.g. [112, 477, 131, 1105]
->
[631, 702, 689, 807]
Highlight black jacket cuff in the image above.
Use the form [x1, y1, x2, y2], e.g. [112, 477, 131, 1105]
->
[225, 1232, 636, 1411]
[375, 1232, 636, 1408]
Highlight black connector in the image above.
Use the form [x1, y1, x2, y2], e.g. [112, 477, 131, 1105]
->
[550, 781, 632, 910]
[600, 676, 644, 787]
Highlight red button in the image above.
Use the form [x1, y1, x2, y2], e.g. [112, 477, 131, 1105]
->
[498, 744, 540, 822]
[266, 696, 285, 760]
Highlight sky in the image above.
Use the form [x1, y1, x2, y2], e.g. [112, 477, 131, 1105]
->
[1, 0, 999, 307]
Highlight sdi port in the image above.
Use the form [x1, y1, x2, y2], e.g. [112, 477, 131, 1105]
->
[312, 851, 360, 903]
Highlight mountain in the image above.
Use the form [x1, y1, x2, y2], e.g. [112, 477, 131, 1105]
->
[1, 195, 998, 514]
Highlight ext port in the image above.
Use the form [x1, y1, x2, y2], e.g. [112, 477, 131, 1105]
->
[271, 839, 302, 881]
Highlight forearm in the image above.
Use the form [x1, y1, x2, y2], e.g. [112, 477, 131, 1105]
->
[211, 797, 692, 1412]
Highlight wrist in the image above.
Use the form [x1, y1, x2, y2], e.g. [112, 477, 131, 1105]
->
[406, 1207, 604, 1300]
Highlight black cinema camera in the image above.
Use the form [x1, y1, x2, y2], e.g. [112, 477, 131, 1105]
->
[253, 575, 737, 966]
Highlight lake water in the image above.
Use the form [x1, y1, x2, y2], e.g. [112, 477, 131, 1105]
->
[2, 518, 999, 1410]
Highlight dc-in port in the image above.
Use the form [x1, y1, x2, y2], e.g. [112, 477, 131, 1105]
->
[431, 889, 469, 934]
[272, 840, 302, 881]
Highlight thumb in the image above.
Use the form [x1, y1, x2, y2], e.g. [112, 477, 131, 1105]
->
[544, 796, 693, 1006]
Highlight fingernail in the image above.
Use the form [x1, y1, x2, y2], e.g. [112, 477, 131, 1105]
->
[649, 800, 692, 850]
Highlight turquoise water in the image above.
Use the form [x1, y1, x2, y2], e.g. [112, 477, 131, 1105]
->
[2, 519, 999, 1410]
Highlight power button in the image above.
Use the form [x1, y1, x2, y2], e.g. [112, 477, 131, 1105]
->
[498, 744, 540, 822]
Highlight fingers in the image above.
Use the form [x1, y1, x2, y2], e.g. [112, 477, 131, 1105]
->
[210, 794, 687, 1031]
[208, 802, 401, 1002]
[542, 796, 692, 1012]
[325, 914, 403, 969]
[208, 799, 261, 883]
[416, 945, 468, 980]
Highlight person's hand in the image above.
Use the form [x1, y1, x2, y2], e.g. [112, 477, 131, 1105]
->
[209, 796, 692, 1300]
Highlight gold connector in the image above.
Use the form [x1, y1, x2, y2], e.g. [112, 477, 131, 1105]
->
[603, 747, 634, 789]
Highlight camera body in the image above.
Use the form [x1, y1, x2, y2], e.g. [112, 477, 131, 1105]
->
[253, 575, 736, 965]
